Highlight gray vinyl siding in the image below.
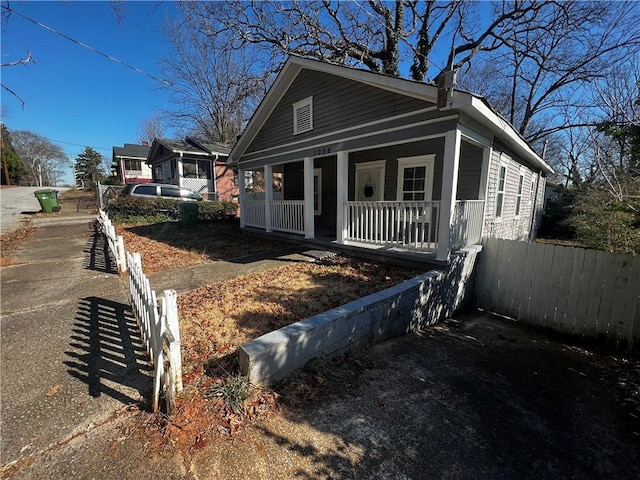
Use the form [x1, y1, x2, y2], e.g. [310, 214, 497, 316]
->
[456, 141, 483, 200]
[348, 138, 445, 201]
[484, 145, 540, 241]
[248, 69, 433, 154]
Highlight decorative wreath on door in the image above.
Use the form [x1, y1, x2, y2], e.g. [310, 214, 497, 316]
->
[364, 184, 375, 198]
[363, 172, 375, 198]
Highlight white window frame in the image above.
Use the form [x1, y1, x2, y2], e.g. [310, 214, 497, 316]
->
[515, 167, 526, 217]
[293, 96, 313, 135]
[396, 155, 435, 202]
[313, 168, 322, 215]
[495, 160, 508, 219]
[530, 179, 536, 204]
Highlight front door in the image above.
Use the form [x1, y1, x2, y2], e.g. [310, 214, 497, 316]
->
[355, 160, 386, 201]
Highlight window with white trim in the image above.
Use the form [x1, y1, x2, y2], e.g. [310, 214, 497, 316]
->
[313, 168, 322, 215]
[530, 179, 536, 203]
[293, 96, 313, 135]
[515, 168, 526, 217]
[396, 155, 435, 201]
[495, 162, 507, 218]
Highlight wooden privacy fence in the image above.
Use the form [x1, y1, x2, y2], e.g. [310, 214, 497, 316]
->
[127, 252, 183, 412]
[97, 209, 127, 272]
[475, 237, 640, 348]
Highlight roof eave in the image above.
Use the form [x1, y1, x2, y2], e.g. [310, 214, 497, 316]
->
[455, 95, 554, 175]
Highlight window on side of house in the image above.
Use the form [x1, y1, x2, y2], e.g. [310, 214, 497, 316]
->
[495, 162, 507, 219]
[293, 96, 313, 135]
[530, 179, 536, 203]
[124, 159, 142, 171]
[170, 159, 177, 178]
[515, 168, 526, 217]
[396, 155, 435, 202]
[313, 168, 322, 215]
[154, 166, 163, 182]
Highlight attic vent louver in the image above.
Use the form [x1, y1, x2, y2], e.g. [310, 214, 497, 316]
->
[293, 96, 313, 135]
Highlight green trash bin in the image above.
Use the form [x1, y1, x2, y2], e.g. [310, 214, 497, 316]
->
[180, 202, 198, 228]
[34, 189, 61, 213]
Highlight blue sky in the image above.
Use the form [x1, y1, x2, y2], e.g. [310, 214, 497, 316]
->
[1, 1, 179, 185]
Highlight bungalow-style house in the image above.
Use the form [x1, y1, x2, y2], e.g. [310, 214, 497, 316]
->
[227, 56, 553, 262]
[146, 137, 238, 201]
[111, 143, 152, 184]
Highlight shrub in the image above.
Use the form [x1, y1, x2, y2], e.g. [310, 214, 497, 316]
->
[106, 196, 238, 224]
[197, 200, 238, 221]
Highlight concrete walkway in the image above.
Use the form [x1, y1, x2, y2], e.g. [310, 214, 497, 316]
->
[0, 191, 153, 472]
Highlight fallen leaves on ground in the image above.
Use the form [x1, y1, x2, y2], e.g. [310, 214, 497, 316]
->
[115, 219, 421, 451]
[0, 226, 36, 266]
[115, 221, 292, 273]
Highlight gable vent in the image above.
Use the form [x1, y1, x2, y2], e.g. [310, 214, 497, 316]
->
[293, 96, 313, 135]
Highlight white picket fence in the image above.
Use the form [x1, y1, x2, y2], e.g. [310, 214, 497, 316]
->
[98, 209, 127, 272]
[97, 209, 182, 412]
[127, 252, 183, 412]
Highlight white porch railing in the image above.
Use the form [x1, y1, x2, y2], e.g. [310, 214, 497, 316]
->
[242, 200, 266, 228]
[346, 201, 441, 252]
[451, 200, 485, 251]
[270, 200, 305, 234]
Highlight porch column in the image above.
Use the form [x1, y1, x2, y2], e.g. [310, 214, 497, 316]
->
[238, 168, 246, 228]
[436, 128, 462, 261]
[336, 151, 348, 244]
[264, 165, 273, 232]
[178, 153, 184, 188]
[303, 157, 315, 239]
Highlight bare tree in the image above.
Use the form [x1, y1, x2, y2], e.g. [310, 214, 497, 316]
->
[458, 2, 640, 142]
[0, 50, 36, 108]
[12, 131, 68, 186]
[159, 22, 271, 144]
[179, 0, 546, 82]
[137, 113, 167, 144]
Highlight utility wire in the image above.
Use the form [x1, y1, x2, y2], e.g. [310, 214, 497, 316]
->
[46, 137, 112, 152]
[1, 4, 172, 86]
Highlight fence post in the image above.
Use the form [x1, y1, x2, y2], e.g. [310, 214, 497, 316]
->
[116, 235, 127, 272]
[163, 289, 183, 393]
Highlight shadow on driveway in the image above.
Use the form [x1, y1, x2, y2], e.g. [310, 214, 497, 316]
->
[83, 221, 116, 274]
[65, 296, 151, 406]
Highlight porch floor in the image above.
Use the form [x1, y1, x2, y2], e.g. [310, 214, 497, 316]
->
[240, 227, 448, 270]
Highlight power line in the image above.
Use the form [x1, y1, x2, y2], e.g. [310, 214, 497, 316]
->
[1, 4, 172, 86]
[46, 137, 112, 152]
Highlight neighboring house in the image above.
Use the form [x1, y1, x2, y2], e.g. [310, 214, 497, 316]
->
[544, 181, 561, 210]
[112, 143, 152, 184]
[227, 56, 553, 262]
[146, 137, 237, 201]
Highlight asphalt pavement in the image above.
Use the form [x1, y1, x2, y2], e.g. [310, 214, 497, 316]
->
[0, 186, 71, 235]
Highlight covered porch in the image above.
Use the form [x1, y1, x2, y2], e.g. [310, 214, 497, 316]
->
[238, 129, 489, 262]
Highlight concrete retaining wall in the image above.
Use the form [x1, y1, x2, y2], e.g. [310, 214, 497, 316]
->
[239, 245, 482, 385]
